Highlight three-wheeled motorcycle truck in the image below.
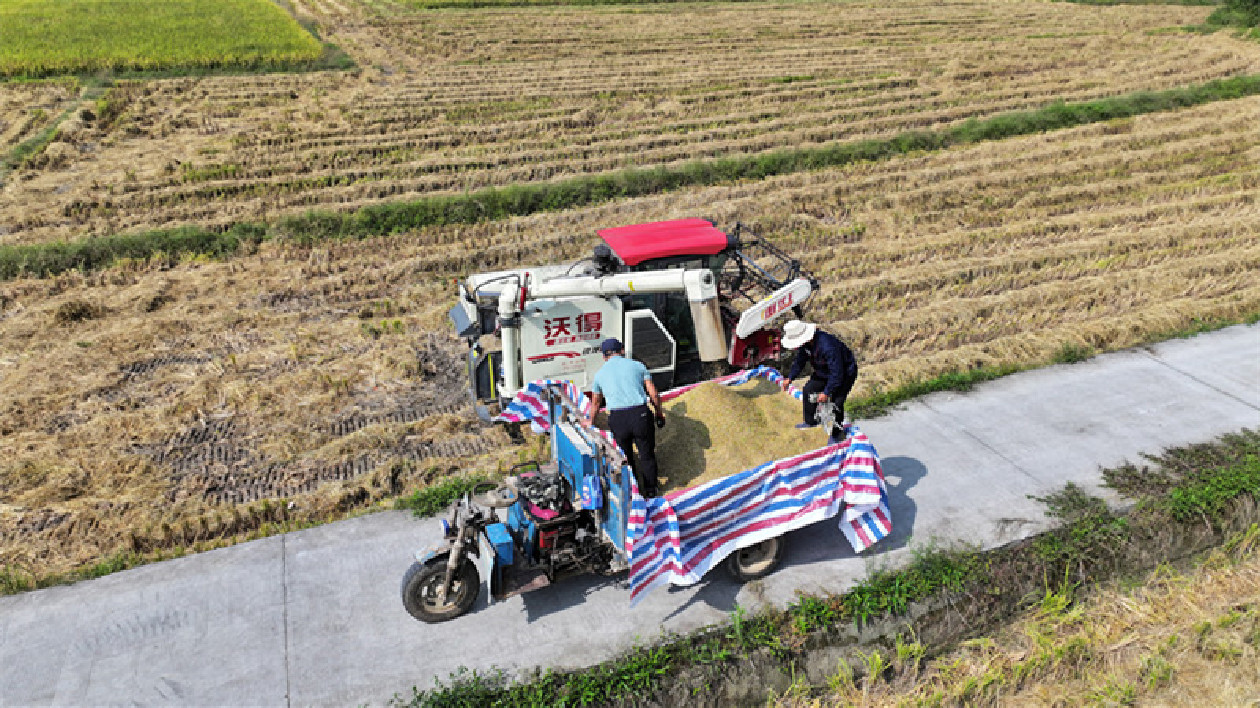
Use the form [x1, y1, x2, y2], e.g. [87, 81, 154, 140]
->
[401, 384, 789, 623]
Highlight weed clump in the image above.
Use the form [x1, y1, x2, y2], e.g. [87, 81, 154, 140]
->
[52, 299, 106, 324]
[395, 473, 497, 517]
[1032, 483, 1131, 577]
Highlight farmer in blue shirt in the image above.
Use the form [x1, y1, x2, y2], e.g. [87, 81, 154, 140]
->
[586, 338, 666, 497]
[781, 319, 859, 434]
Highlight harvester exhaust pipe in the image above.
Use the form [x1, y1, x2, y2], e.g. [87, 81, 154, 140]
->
[498, 280, 524, 396]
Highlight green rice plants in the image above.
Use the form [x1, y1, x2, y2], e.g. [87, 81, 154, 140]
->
[0, 0, 322, 78]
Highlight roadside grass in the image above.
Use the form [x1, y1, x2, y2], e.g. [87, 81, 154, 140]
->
[394, 473, 498, 516]
[781, 526, 1260, 707]
[5, 73, 1260, 280]
[396, 428, 1260, 706]
[0, 0, 323, 79]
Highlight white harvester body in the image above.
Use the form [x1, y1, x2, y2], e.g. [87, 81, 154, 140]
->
[450, 219, 815, 413]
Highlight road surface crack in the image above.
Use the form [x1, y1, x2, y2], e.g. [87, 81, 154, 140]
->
[1144, 350, 1260, 413]
[920, 399, 1042, 483]
[282, 532, 292, 708]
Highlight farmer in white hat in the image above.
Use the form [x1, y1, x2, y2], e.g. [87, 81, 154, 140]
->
[779, 320, 858, 432]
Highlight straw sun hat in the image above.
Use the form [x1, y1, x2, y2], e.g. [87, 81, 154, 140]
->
[780, 320, 817, 349]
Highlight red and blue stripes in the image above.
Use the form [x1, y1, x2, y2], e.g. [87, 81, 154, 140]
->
[493, 367, 890, 605]
[494, 378, 594, 432]
[627, 426, 888, 603]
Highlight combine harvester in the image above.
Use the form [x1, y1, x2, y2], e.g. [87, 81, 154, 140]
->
[448, 218, 816, 418]
[401, 221, 891, 622]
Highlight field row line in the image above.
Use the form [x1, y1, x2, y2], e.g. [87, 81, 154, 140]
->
[55, 95, 1254, 263]
[4, 74, 1259, 278]
[835, 250, 1260, 368]
[815, 225, 1258, 320]
[82, 78, 1231, 220]
[96, 101, 1253, 247]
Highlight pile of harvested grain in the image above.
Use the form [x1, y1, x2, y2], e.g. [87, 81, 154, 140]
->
[656, 378, 827, 493]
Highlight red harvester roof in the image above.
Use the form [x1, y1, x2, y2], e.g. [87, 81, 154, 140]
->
[597, 218, 731, 267]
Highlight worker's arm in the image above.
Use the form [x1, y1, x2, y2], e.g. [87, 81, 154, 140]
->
[644, 378, 665, 421]
[786, 346, 807, 382]
[586, 392, 604, 427]
[782, 346, 807, 391]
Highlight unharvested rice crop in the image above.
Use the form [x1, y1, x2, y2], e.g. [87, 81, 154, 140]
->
[656, 379, 824, 493]
[0, 0, 323, 78]
[2, 0, 1257, 244]
[3, 91, 1259, 582]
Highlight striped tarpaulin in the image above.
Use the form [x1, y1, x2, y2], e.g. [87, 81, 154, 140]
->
[626, 423, 888, 602]
[494, 378, 594, 432]
[493, 367, 891, 604]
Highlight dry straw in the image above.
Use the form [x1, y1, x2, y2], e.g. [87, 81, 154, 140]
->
[3, 0, 1254, 245]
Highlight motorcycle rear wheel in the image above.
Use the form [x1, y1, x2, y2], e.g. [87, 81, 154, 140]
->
[401, 558, 479, 623]
[727, 537, 785, 582]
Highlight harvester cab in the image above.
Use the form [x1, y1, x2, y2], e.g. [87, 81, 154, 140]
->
[449, 218, 815, 417]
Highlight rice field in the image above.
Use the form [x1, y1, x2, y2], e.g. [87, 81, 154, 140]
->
[0, 0, 323, 78]
[3, 89, 1260, 581]
[0, 80, 79, 157]
[2, 0, 1260, 584]
[1, 0, 1256, 245]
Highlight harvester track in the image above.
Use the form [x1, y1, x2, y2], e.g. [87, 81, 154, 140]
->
[120, 354, 214, 381]
[139, 391, 500, 505]
[325, 400, 467, 437]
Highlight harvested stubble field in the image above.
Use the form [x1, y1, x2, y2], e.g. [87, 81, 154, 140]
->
[3, 85, 1260, 582]
[0, 80, 80, 159]
[1, 0, 1257, 245]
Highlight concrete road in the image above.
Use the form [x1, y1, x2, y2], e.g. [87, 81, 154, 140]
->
[2, 324, 1258, 707]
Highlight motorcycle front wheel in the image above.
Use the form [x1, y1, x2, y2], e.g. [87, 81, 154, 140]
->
[401, 558, 480, 623]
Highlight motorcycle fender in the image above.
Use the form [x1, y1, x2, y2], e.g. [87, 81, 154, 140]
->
[415, 542, 453, 566]
[477, 529, 498, 606]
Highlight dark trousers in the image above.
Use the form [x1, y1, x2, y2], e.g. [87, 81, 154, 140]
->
[802, 376, 855, 428]
[608, 405, 659, 497]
